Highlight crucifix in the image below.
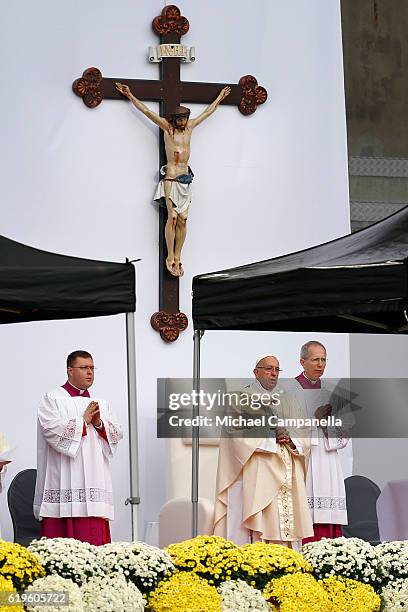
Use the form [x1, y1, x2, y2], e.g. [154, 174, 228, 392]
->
[73, 4, 267, 342]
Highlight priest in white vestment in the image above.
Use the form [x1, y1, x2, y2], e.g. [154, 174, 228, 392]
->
[288, 340, 352, 543]
[34, 350, 123, 545]
[214, 355, 313, 546]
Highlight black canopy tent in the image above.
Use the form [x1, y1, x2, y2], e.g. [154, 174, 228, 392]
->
[0, 235, 135, 322]
[192, 205, 408, 335]
[0, 235, 140, 538]
[188, 207, 408, 535]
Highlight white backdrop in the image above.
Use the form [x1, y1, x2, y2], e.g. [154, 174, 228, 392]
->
[0, 0, 350, 541]
[350, 334, 408, 488]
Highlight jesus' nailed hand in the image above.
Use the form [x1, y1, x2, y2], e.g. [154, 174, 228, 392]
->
[116, 82, 231, 278]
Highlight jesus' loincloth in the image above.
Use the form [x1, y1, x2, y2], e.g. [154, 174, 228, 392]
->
[154, 165, 194, 216]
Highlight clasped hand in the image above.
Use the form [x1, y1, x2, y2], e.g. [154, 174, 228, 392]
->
[83, 401, 101, 427]
[276, 426, 293, 446]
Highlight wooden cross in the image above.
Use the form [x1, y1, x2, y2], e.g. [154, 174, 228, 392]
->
[73, 4, 267, 342]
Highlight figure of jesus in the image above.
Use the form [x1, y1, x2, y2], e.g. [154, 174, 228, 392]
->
[116, 82, 231, 277]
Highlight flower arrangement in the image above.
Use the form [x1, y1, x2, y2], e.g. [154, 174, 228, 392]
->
[376, 541, 408, 584]
[0, 540, 44, 590]
[0, 574, 23, 612]
[320, 575, 381, 611]
[28, 538, 103, 586]
[217, 579, 269, 611]
[97, 541, 174, 595]
[15, 535, 408, 610]
[263, 572, 330, 611]
[240, 542, 312, 590]
[166, 536, 244, 586]
[381, 578, 408, 611]
[24, 575, 84, 612]
[147, 571, 221, 611]
[81, 573, 145, 612]
[301, 537, 383, 589]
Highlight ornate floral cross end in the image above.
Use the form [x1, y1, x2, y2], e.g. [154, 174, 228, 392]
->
[152, 5, 189, 37]
[151, 311, 188, 342]
[72, 67, 103, 109]
[238, 75, 268, 116]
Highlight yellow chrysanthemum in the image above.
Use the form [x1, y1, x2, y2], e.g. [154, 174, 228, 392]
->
[241, 542, 312, 590]
[0, 541, 44, 591]
[147, 571, 221, 611]
[0, 575, 23, 611]
[320, 575, 381, 612]
[264, 573, 330, 612]
[166, 536, 244, 585]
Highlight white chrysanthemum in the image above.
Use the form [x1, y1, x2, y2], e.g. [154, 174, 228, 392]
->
[301, 537, 383, 587]
[97, 541, 174, 594]
[381, 577, 408, 611]
[377, 541, 408, 582]
[25, 575, 84, 612]
[81, 573, 144, 612]
[28, 538, 104, 585]
[218, 579, 269, 611]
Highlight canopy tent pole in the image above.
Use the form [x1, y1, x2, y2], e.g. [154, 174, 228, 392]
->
[125, 309, 140, 540]
[192, 329, 203, 536]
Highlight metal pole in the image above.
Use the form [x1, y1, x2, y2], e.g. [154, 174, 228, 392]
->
[125, 310, 140, 540]
[192, 329, 203, 537]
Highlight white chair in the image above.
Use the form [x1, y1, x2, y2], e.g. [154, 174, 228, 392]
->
[158, 437, 219, 547]
[158, 378, 226, 546]
[159, 496, 214, 547]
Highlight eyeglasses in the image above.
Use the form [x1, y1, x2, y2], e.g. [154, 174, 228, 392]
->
[69, 366, 96, 371]
[256, 366, 282, 372]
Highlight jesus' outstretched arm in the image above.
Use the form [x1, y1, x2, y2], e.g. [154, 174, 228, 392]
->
[189, 86, 231, 128]
[115, 82, 169, 131]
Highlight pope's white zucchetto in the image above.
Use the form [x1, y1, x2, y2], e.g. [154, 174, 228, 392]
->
[254, 355, 277, 368]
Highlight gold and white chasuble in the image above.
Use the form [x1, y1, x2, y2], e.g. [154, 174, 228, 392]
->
[214, 383, 313, 544]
